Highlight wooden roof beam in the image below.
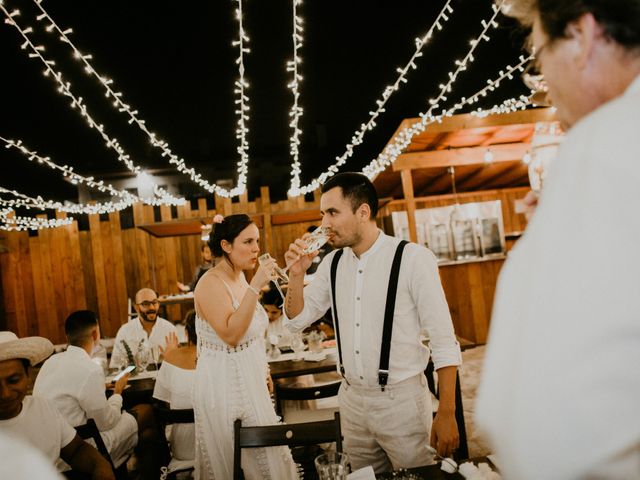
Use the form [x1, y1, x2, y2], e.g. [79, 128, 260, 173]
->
[393, 142, 530, 171]
[399, 107, 556, 135]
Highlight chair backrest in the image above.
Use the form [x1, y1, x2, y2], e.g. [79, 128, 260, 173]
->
[75, 418, 117, 471]
[274, 379, 341, 415]
[233, 412, 342, 480]
[424, 359, 469, 461]
[153, 405, 195, 425]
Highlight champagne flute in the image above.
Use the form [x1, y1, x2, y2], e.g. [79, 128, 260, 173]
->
[259, 226, 331, 281]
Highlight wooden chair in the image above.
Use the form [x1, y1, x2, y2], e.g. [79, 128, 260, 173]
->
[233, 412, 342, 480]
[424, 359, 469, 461]
[71, 418, 127, 479]
[274, 379, 341, 419]
[153, 405, 195, 479]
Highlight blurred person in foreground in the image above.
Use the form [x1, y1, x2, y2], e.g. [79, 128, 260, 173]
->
[476, 1, 640, 479]
[0, 331, 114, 479]
[283, 173, 461, 473]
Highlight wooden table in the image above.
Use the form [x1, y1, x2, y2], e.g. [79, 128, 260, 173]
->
[269, 354, 338, 380]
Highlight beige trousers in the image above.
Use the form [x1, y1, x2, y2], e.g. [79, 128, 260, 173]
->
[337, 374, 434, 474]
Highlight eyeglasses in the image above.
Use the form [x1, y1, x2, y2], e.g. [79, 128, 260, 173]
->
[137, 300, 159, 308]
[522, 41, 550, 96]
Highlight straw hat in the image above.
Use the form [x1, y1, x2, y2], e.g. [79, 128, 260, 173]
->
[0, 331, 53, 365]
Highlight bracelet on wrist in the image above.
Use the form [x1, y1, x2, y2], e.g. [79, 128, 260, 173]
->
[247, 285, 260, 296]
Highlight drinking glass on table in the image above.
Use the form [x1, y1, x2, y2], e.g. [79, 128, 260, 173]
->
[315, 452, 349, 480]
[290, 332, 306, 361]
[136, 343, 151, 373]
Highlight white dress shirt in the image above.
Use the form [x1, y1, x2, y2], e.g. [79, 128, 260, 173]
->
[33, 346, 137, 466]
[0, 396, 76, 471]
[110, 317, 177, 368]
[476, 75, 640, 479]
[285, 231, 461, 387]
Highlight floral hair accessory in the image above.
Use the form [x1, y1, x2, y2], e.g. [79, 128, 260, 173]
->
[213, 214, 224, 224]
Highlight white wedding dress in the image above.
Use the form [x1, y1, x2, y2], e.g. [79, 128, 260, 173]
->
[193, 280, 298, 479]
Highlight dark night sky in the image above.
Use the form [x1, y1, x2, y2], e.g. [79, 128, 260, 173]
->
[0, 0, 528, 203]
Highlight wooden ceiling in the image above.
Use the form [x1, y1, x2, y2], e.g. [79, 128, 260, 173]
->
[373, 108, 557, 199]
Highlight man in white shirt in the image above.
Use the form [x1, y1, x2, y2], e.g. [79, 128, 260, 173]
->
[110, 288, 177, 369]
[476, 2, 640, 479]
[0, 331, 114, 479]
[34, 310, 170, 480]
[284, 173, 461, 473]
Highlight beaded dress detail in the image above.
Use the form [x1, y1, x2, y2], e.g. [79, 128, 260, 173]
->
[193, 278, 298, 480]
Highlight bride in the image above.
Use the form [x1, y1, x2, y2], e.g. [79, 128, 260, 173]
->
[193, 214, 299, 479]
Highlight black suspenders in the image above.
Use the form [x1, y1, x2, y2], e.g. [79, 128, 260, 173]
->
[330, 240, 409, 391]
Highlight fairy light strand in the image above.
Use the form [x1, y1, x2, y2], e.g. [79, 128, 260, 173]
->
[0, 207, 74, 231]
[1, 4, 183, 205]
[362, 54, 532, 178]
[286, 0, 305, 192]
[0, 186, 133, 215]
[290, 0, 497, 196]
[229, 0, 251, 197]
[0, 136, 183, 211]
[28, 0, 249, 197]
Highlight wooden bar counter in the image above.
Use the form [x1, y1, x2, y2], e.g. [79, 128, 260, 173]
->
[438, 256, 505, 345]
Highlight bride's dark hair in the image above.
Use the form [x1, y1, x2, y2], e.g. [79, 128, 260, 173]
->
[207, 214, 254, 260]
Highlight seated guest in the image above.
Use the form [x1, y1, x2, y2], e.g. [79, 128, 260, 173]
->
[153, 310, 197, 473]
[0, 331, 114, 479]
[110, 288, 177, 369]
[261, 287, 293, 348]
[33, 311, 169, 480]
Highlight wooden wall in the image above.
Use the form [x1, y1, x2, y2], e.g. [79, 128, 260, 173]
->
[0, 187, 323, 343]
[0, 186, 528, 345]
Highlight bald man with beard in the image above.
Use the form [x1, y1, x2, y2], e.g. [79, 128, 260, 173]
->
[110, 288, 178, 369]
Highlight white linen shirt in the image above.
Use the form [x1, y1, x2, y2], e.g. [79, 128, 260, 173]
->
[110, 317, 177, 368]
[33, 346, 124, 431]
[476, 75, 640, 479]
[0, 396, 76, 471]
[285, 231, 461, 387]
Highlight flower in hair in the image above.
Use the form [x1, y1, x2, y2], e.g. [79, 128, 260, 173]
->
[213, 214, 224, 224]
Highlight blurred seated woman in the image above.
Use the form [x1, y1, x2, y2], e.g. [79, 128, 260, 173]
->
[261, 287, 293, 349]
[152, 310, 197, 472]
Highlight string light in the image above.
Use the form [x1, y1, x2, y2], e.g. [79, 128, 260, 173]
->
[362, 54, 532, 178]
[1, 4, 183, 205]
[470, 94, 531, 117]
[0, 186, 133, 215]
[291, 0, 501, 195]
[229, 0, 251, 197]
[286, 0, 304, 193]
[27, 0, 251, 197]
[0, 207, 74, 231]
[1, 136, 133, 199]
[287, 0, 456, 196]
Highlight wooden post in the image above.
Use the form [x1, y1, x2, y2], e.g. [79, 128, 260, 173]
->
[260, 186, 274, 255]
[400, 169, 418, 243]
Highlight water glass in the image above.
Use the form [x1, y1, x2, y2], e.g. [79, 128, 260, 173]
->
[290, 332, 306, 361]
[315, 452, 349, 480]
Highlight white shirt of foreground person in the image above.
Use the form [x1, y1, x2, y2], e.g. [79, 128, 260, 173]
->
[0, 396, 76, 471]
[476, 75, 640, 480]
[0, 429, 63, 479]
[33, 345, 137, 467]
[285, 231, 461, 385]
[109, 316, 177, 368]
